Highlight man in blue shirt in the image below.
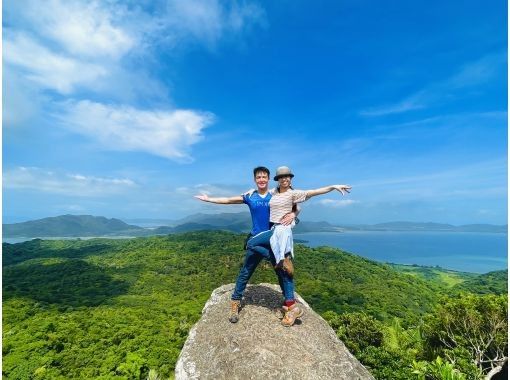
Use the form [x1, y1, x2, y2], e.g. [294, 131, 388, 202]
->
[195, 166, 298, 324]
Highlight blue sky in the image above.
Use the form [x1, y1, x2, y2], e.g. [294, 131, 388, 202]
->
[3, 0, 507, 225]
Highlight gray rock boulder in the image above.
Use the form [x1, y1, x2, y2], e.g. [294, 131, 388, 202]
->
[175, 283, 374, 380]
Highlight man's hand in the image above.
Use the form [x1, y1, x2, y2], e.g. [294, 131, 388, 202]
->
[194, 194, 209, 202]
[279, 212, 296, 226]
[333, 185, 352, 195]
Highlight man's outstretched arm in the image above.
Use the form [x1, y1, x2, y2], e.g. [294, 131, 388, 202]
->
[194, 194, 244, 204]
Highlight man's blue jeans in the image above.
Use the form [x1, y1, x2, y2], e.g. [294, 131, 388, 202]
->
[246, 229, 273, 256]
[231, 230, 294, 302]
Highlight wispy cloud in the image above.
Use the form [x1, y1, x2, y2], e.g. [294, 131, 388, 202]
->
[4, 31, 108, 94]
[55, 204, 87, 213]
[4, 0, 265, 94]
[172, 183, 248, 214]
[35, 1, 134, 59]
[3, 70, 42, 127]
[361, 52, 506, 117]
[5, 0, 135, 58]
[176, 183, 248, 196]
[355, 157, 507, 200]
[57, 100, 214, 161]
[3, 1, 137, 97]
[160, 0, 266, 48]
[446, 53, 505, 88]
[360, 92, 427, 117]
[3, 167, 137, 197]
[316, 199, 360, 208]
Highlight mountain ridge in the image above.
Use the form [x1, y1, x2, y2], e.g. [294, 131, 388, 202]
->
[3, 214, 143, 237]
[3, 213, 507, 238]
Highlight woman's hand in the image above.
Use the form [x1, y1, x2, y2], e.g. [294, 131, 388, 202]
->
[334, 185, 352, 195]
[279, 212, 296, 226]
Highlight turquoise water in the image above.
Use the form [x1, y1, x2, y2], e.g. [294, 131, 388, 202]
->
[295, 231, 508, 274]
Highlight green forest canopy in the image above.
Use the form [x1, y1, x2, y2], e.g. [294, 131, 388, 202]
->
[3, 231, 507, 379]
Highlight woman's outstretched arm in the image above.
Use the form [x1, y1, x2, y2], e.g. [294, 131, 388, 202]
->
[194, 194, 244, 204]
[305, 185, 352, 200]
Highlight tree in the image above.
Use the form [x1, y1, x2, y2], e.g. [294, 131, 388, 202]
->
[412, 357, 468, 380]
[423, 293, 507, 378]
[323, 311, 384, 354]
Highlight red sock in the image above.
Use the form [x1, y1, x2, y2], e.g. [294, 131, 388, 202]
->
[284, 300, 295, 307]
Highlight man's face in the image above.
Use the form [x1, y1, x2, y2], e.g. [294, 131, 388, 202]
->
[254, 171, 269, 191]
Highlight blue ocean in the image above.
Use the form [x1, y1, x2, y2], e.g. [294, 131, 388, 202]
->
[295, 231, 508, 274]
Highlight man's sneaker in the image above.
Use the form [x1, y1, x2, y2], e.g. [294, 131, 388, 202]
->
[283, 255, 294, 277]
[229, 300, 241, 323]
[281, 303, 304, 327]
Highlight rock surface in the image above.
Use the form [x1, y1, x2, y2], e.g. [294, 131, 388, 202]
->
[175, 283, 374, 380]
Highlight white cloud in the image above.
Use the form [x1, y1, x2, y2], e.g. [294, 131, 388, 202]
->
[158, 0, 265, 48]
[165, 1, 225, 45]
[35, 0, 134, 59]
[3, 1, 135, 95]
[11, 0, 134, 59]
[2, 68, 42, 127]
[4, 0, 265, 96]
[317, 199, 360, 208]
[57, 100, 215, 161]
[4, 31, 108, 94]
[55, 204, 87, 212]
[3, 167, 137, 197]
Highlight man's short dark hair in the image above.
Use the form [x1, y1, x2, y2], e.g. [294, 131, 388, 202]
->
[253, 166, 270, 177]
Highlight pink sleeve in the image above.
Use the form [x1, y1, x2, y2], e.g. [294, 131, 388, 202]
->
[292, 190, 307, 203]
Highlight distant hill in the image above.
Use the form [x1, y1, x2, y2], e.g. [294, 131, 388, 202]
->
[170, 213, 343, 233]
[172, 212, 251, 226]
[170, 212, 253, 232]
[169, 215, 506, 233]
[451, 270, 508, 295]
[3, 215, 145, 238]
[349, 221, 507, 233]
[123, 218, 178, 227]
[388, 263, 478, 288]
[3, 213, 506, 239]
[386, 264, 508, 295]
[2, 213, 341, 239]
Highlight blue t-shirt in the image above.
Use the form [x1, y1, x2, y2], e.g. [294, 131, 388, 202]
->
[243, 191, 271, 236]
